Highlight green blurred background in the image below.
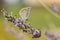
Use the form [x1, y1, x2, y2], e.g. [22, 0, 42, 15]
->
[0, 0, 60, 40]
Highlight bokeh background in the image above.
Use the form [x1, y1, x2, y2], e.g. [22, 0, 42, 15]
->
[0, 0, 60, 40]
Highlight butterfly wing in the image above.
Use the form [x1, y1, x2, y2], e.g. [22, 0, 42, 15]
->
[19, 7, 31, 21]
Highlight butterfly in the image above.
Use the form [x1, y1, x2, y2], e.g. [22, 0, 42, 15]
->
[19, 7, 31, 22]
